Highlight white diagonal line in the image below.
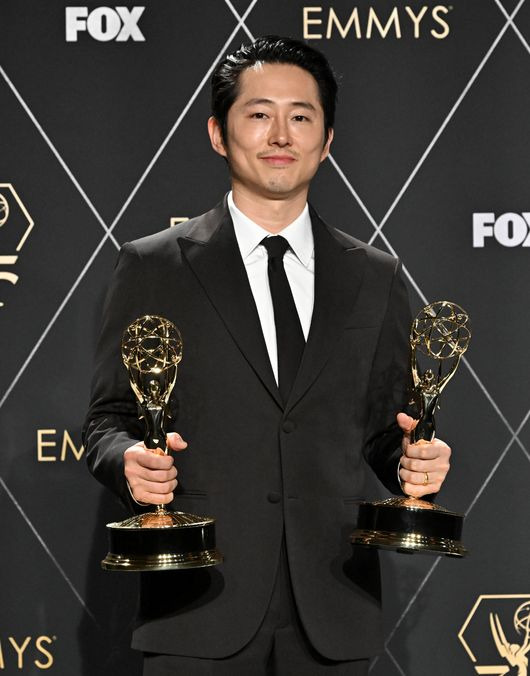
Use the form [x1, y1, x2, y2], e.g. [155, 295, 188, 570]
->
[108, 0, 260, 235]
[368, 558, 441, 671]
[225, 0, 254, 41]
[367, 0, 527, 245]
[326, 155, 430, 307]
[522, 408, 530, 463]
[466, 408, 530, 514]
[0, 0, 260, 411]
[386, 647, 407, 676]
[328, 148, 437, 307]
[0, 474, 98, 625]
[494, 0, 530, 55]
[0, 65, 120, 251]
[327, 154, 380, 229]
[384, 559, 439, 645]
[461, 356, 529, 460]
[0, 234, 109, 409]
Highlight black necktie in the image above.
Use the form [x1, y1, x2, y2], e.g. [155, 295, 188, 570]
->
[261, 236, 305, 404]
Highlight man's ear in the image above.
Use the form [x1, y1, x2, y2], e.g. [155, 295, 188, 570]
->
[208, 116, 227, 158]
[320, 127, 334, 162]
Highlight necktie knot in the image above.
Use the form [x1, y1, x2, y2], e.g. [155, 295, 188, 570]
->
[262, 235, 290, 261]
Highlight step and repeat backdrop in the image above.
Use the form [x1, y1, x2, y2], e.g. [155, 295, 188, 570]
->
[1, 1, 529, 674]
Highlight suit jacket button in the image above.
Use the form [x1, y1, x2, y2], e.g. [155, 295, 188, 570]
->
[282, 420, 296, 433]
[267, 492, 281, 503]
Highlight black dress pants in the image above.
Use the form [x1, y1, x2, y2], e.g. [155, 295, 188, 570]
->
[142, 540, 369, 676]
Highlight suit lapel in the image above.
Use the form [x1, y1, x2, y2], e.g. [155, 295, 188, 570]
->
[179, 199, 367, 414]
[179, 200, 283, 409]
[285, 209, 367, 414]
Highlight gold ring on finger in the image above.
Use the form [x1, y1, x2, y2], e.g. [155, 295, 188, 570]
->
[423, 472, 429, 486]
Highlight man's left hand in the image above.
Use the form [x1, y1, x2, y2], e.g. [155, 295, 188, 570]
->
[397, 412, 451, 498]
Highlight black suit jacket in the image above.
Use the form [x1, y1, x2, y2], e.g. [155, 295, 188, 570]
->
[83, 196, 411, 661]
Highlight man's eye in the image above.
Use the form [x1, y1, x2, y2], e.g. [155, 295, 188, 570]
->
[293, 115, 309, 122]
[251, 112, 267, 119]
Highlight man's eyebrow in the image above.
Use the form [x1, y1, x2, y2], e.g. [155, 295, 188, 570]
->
[243, 98, 317, 111]
[291, 101, 317, 111]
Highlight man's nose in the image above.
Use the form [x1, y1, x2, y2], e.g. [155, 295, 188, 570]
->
[268, 117, 292, 147]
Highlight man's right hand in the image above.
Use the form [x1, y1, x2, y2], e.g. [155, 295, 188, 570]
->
[123, 432, 188, 505]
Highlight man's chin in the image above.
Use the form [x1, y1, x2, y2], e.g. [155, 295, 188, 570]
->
[263, 179, 298, 198]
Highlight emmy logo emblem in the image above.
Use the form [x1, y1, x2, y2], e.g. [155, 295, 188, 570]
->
[487, 602, 530, 676]
[0, 192, 9, 226]
[101, 315, 223, 571]
[351, 301, 471, 557]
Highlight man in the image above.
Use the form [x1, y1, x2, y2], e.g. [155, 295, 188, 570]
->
[84, 36, 451, 675]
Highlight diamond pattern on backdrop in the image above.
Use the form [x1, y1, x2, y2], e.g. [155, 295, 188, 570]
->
[0, 1, 528, 674]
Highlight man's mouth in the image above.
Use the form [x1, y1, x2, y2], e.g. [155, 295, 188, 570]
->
[258, 154, 297, 166]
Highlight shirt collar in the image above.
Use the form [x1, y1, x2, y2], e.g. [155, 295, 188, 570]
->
[228, 191, 314, 267]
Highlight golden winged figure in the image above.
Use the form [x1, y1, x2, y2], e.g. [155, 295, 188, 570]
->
[489, 606, 530, 676]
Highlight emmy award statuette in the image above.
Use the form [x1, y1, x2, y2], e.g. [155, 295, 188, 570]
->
[350, 301, 471, 557]
[101, 315, 223, 571]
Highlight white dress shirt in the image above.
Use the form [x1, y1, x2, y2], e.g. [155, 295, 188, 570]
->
[228, 191, 315, 385]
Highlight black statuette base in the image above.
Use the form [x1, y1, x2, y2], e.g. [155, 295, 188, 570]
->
[350, 497, 467, 557]
[102, 510, 223, 571]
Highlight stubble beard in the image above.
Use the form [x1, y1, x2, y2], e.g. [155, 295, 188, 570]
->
[265, 175, 293, 195]
[228, 158, 295, 199]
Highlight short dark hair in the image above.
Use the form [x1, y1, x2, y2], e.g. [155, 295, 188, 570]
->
[211, 35, 338, 142]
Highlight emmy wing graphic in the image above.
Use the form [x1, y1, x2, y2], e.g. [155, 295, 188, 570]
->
[482, 602, 530, 676]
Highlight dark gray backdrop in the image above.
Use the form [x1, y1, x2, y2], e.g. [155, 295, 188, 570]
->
[1, 1, 529, 674]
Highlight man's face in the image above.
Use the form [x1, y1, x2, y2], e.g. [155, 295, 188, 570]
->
[208, 63, 333, 200]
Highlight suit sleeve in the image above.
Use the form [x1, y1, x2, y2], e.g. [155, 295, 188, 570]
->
[362, 257, 413, 495]
[82, 242, 147, 513]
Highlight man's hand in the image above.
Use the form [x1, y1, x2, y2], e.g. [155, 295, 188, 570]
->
[124, 432, 187, 505]
[397, 413, 451, 498]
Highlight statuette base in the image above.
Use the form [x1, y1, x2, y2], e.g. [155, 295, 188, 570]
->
[102, 509, 223, 571]
[350, 497, 467, 557]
